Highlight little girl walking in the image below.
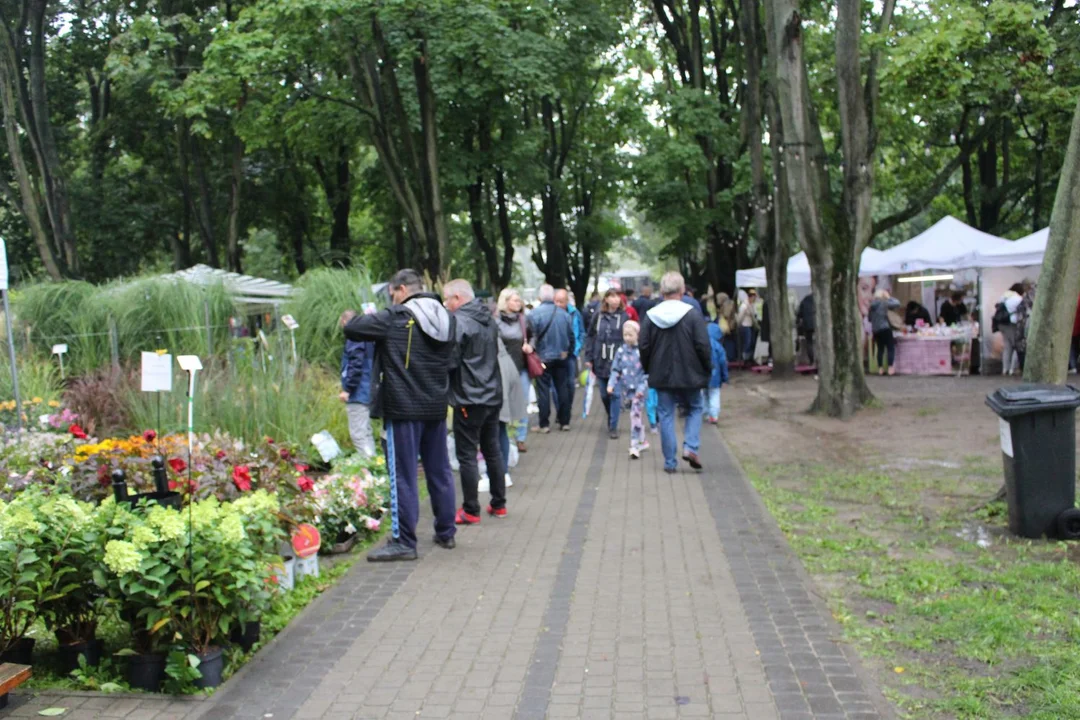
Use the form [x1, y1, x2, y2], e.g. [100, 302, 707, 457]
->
[607, 321, 650, 459]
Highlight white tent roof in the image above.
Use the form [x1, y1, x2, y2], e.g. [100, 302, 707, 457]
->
[735, 247, 886, 288]
[871, 216, 1013, 275]
[975, 228, 1048, 268]
[167, 264, 297, 305]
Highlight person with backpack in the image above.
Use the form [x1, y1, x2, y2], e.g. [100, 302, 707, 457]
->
[586, 289, 629, 439]
[995, 284, 1026, 375]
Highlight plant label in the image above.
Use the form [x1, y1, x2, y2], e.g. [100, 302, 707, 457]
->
[281, 314, 299, 330]
[362, 302, 377, 315]
[51, 344, 68, 356]
[291, 523, 321, 558]
[177, 355, 203, 372]
[0, 238, 8, 291]
[998, 418, 1013, 458]
[141, 352, 173, 392]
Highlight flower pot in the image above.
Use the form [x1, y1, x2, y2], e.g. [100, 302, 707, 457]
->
[126, 652, 166, 692]
[274, 555, 295, 591]
[329, 532, 357, 555]
[0, 637, 34, 665]
[229, 621, 261, 653]
[295, 554, 319, 580]
[193, 646, 224, 689]
[58, 638, 105, 674]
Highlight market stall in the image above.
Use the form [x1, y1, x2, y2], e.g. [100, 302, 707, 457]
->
[885, 325, 978, 376]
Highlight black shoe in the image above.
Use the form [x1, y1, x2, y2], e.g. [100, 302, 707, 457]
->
[664, 467, 677, 475]
[682, 451, 703, 470]
[367, 540, 418, 562]
[609, 431, 619, 440]
[433, 535, 456, 550]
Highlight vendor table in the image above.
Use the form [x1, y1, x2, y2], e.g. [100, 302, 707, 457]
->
[893, 335, 954, 375]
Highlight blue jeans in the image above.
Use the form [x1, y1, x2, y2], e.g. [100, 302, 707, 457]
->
[537, 358, 571, 428]
[598, 378, 621, 432]
[516, 369, 530, 442]
[656, 389, 704, 471]
[739, 326, 756, 361]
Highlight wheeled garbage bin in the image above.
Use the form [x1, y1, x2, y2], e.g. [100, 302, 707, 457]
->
[986, 384, 1080, 539]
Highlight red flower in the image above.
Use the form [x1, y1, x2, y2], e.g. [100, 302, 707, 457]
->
[265, 436, 275, 445]
[69, 424, 88, 440]
[232, 465, 253, 492]
[279, 447, 291, 460]
[97, 465, 110, 487]
[168, 458, 187, 474]
[168, 479, 179, 491]
[294, 463, 310, 473]
[142, 429, 157, 443]
[215, 450, 227, 460]
[297, 475, 314, 492]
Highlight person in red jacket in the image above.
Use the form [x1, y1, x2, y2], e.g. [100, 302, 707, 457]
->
[1070, 293, 1080, 373]
[619, 293, 639, 322]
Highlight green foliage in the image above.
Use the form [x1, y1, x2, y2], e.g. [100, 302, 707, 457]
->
[283, 267, 382, 368]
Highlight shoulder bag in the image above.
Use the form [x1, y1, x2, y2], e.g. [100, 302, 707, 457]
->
[521, 313, 547, 379]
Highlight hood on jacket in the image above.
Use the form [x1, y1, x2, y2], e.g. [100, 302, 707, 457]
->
[457, 298, 495, 328]
[647, 299, 693, 329]
[707, 322, 723, 341]
[404, 295, 453, 342]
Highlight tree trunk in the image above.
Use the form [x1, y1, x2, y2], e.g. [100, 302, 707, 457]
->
[413, 40, 447, 280]
[190, 138, 220, 266]
[172, 120, 194, 269]
[743, 0, 793, 377]
[226, 135, 244, 272]
[315, 145, 352, 264]
[1022, 97, 1080, 384]
[495, 168, 514, 291]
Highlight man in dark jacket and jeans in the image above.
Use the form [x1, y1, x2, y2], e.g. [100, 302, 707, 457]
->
[528, 284, 575, 432]
[344, 269, 458, 562]
[443, 279, 508, 524]
[640, 271, 712, 474]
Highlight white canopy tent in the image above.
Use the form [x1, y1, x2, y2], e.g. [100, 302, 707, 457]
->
[735, 248, 886, 288]
[975, 227, 1048, 268]
[871, 216, 1014, 275]
[166, 264, 297, 307]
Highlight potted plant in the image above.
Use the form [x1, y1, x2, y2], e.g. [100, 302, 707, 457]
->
[228, 492, 285, 651]
[312, 455, 388, 554]
[0, 488, 67, 666]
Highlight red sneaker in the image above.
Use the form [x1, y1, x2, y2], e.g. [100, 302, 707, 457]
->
[455, 508, 481, 525]
[487, 505, 508, 518]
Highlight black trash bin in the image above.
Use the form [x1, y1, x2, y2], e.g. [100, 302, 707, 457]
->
[986, 384, 1080, 540]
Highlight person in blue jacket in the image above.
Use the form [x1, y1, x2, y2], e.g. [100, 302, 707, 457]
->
[707, 319, 730, 424]
[340, 310, 376, 456]
[555, 289, 584, 413]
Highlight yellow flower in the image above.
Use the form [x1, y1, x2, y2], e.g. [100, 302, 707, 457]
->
[48, 400, 60, 408]
[30, 397, 42, 404]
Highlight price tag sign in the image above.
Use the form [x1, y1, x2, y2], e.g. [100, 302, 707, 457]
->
[281, 314, 299, 330]
[51, 344, 68, 356]
[140, 352, 173, 392]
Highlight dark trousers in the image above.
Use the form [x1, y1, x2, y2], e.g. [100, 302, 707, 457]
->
[565, 356, 577, 413]
[388, 418, 456, 549]
[874, 329, 896, 368]
[597, 376, 621, 432]
[499, 421, 510, 471]
[739, 326, 757, 361]
[454, 405, 507, 515]
[803, 330, 815, 365]
[1071, 335, 1079, 371]
[537, 358, 571, 428]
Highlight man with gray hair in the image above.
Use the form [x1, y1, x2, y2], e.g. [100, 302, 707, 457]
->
[640, 271, 712, 473]
[443, 279, 508, 522]
[528, 283, 574, 431]
[345, 268, 458, 561]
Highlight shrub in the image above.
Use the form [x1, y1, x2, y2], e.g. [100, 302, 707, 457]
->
[64, 368, 135, 437]
[311, 454, 388, 544]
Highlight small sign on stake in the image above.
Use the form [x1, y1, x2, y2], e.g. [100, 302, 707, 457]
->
[140, 352, 173, 392]
[281, 314, 299, 330]
[52, 344, 68, 379]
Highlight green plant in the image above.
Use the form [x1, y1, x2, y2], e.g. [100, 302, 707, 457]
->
[283, 267, 382, 368]
[310, 454, 388, 544]
[161, 647, 202, 694]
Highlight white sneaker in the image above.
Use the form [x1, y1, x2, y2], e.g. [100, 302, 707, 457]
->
[505, 473, 513, 488]
[477, 474, 490, 493]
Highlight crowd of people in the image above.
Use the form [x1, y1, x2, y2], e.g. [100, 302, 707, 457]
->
[338, 269, 730, 562]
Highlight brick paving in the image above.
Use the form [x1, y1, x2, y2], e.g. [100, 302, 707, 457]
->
[7, 400, 892, 719]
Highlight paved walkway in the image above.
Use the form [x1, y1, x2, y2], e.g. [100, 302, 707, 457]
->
[7, 404, 890, 720]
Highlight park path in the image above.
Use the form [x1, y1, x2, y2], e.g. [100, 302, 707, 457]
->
[7, 400, 890, 720]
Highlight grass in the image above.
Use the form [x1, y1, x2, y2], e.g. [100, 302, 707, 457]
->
[23, 525, 387, 694]
[748, 462, 1080, 719]
[283, 267, 383, 368]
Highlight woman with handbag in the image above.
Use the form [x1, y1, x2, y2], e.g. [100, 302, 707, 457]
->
[497, 288, 535, 452]
[586, 289, 630, 439]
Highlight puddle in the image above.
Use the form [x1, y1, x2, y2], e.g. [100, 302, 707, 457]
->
[878, 458, 962, 472]
[956, 524, 993, 548]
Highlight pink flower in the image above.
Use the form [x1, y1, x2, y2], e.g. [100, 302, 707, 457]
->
[142, 429, 157, 443]
[297, 475, 314, 492]
[69, 424, 88, 440]
[279, 447, 291, 460]
[364, 517, 380, 532]
[232, 465, 253, 492]
[215, 450, 227, 460]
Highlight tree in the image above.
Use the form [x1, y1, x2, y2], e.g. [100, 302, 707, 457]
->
[1022, 96, 1080, 384]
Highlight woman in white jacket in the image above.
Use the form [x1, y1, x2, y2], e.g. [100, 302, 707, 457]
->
[998, 283, 1026, 375]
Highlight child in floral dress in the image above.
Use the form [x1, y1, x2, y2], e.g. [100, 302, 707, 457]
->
[607, 321, 650, 459]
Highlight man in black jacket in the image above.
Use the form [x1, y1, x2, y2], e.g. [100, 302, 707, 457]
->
[640, 271, 712, 474]
[443, 279, 508, 524]
[344, 269, 458, 562]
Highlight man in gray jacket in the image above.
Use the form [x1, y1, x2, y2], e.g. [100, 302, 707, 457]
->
[443, 279, 508, 524]
[528, 284, 574, 432]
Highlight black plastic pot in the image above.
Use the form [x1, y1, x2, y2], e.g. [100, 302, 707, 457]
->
[58, 638, 105, 674]
[193, 646, 224, 689]
[126, 652, 166, 692]
[230, 621, 261, 653]
[0, 637, 35, 665]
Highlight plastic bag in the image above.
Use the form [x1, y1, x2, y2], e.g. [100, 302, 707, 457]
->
[508, 442, 520, 469]
[447, 433, 459, 471]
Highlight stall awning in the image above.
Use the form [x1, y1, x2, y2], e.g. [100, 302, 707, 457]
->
[871, 216, 1013, 275]
[735, 248, 885, 289]
[166, 265, 297, 305]
[974, 228, 1048, 268]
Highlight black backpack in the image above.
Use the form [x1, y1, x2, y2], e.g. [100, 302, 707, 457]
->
[993, 302, 1011, 331]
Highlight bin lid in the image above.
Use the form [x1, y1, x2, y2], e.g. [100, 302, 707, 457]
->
[985, 383, 1080, 418]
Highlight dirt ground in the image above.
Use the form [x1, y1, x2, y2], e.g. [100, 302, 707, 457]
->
[721, 373, 1080, 474]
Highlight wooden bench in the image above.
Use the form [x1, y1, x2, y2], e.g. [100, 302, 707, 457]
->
[0, 662, 32, 709]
